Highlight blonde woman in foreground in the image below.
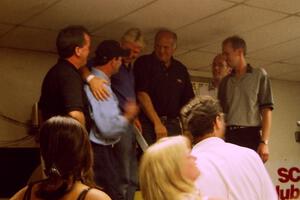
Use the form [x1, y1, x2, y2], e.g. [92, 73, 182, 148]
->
[139, 135, 222, 200]
[10, 116, 111, 200]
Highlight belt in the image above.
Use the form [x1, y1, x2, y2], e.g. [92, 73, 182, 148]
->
[160, 116, 179, 121]
[227, 126, 260, 131]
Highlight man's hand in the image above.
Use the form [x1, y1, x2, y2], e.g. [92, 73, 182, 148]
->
[89, 77, 110, 101]
[154, 122, 168, 140]
[257, 143, 269, 163]
[134, 118, 142, 132]
[124, 101, 139, 122]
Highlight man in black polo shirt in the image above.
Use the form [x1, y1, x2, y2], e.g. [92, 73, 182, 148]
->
[134, 29, 194, 145]
[39, 25, 91, 128]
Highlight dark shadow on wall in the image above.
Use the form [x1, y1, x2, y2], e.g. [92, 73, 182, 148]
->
[0, 148, 40, 198]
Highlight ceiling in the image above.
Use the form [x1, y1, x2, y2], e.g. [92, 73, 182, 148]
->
[1, 0, 300, 81]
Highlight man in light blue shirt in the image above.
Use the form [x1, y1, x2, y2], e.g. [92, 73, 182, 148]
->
[84, 40, 139, 200]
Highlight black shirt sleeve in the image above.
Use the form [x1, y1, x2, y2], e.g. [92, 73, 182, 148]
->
[58, 67, 84, 113]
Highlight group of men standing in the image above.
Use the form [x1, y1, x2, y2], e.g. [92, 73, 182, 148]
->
[38, 25, 275, 200]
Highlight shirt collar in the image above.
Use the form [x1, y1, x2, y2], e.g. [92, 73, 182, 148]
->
[230, 63, 253, 76]
[151, 52, 175, 68]
[91, 67, 110, 84]
[193, 137, 225, 149]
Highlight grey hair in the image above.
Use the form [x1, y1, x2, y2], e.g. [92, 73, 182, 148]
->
[121, 28, 145, 48]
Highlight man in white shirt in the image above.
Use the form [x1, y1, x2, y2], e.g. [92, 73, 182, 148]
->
[181, 96, 277, 200]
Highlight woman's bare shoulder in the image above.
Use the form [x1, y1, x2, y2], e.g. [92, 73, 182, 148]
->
[85, 188, 112, 200]
[10, 186, 29, 200]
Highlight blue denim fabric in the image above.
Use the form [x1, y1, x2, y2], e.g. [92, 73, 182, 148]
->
[114, 124, 138, 200]
[91, 142, 124, 200]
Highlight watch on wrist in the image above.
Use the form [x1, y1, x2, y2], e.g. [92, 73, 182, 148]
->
[86, 74, 95, 83]
[260, 140, 269, 145]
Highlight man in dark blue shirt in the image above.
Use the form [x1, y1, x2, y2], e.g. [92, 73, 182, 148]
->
[134, 29, 195, 145]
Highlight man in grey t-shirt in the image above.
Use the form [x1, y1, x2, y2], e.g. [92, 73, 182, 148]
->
[218, 35, 274, 163]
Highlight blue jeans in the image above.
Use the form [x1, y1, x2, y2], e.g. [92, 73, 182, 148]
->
[91, 142, 123, 200]
[114, 125, 138, 200]
[140, 115, 182, 145]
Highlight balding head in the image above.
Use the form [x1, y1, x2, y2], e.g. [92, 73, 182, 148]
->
[154, 29, 177, 66]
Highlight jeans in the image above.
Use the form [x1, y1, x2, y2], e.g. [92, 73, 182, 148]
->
[91, 142, 123, 200]
[140, 115, 182, 145]
[114, 125, 138, 200]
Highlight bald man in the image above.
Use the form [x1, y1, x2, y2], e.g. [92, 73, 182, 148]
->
[134, 29, 194, 145]
[198, 54, 231, 98]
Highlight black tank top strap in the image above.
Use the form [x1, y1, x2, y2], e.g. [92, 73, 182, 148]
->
[77, 187, 93, 200]
[23, 179, 45, 200]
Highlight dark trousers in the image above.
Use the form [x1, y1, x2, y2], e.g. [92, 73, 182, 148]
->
[140, 115, 182, 145]
[114, 125, 138, 200]
[225, 126, 261, 151]
[91, 142, 123, 200]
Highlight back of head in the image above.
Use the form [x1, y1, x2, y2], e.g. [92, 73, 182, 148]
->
[94, 40, 129, 66]
[181, 96, 222, 139]
[37, 116, 94, 199]
[139, 136, 195, 200]
[121, 28, 145, 48]
[56, 25, 90, 59]
[222, 35, 247, 55]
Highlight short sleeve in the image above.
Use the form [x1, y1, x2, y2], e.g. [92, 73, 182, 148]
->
[58, 68, 84, 113]
[258, 68, 274, 110]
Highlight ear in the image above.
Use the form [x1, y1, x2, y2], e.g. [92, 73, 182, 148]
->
[215, 115, 222, 130]
[75, 46, 82, 57]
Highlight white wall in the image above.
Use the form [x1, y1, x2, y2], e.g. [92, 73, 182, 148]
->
[265, 79, 300, 199]
[0, 48, 56, 147]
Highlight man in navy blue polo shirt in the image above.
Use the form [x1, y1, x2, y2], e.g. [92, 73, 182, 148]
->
[134, 29, 195, 145]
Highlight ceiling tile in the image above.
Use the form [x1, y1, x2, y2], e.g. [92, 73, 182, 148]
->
[263, 62, 300, 78]
[176, 50, 215, 70]
[246, 0, 300, 14]
[93, 0, 234, 38]
[243, 16, 300, 53]
[25, 0, 154, 31]
[176, 4, 286, 50]
[284, 56, 300, 65]
[0, 24, 14, 36]
[0, 0, 58, 24]
[274, 70, 300, 82]
[0, 27, 57, 52]
[246, 57, 272, 68]
[248, 38, 300, 61]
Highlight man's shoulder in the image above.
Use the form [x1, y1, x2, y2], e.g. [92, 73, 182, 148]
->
[249, 65, 269, 76]
[135, 53, 154, 63]
[172, 58, 188, 69]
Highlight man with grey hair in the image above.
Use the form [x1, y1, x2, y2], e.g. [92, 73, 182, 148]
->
[181, 96, 277, 200]
[134, 29, 194, 145]
[83, 28, 145, 200]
